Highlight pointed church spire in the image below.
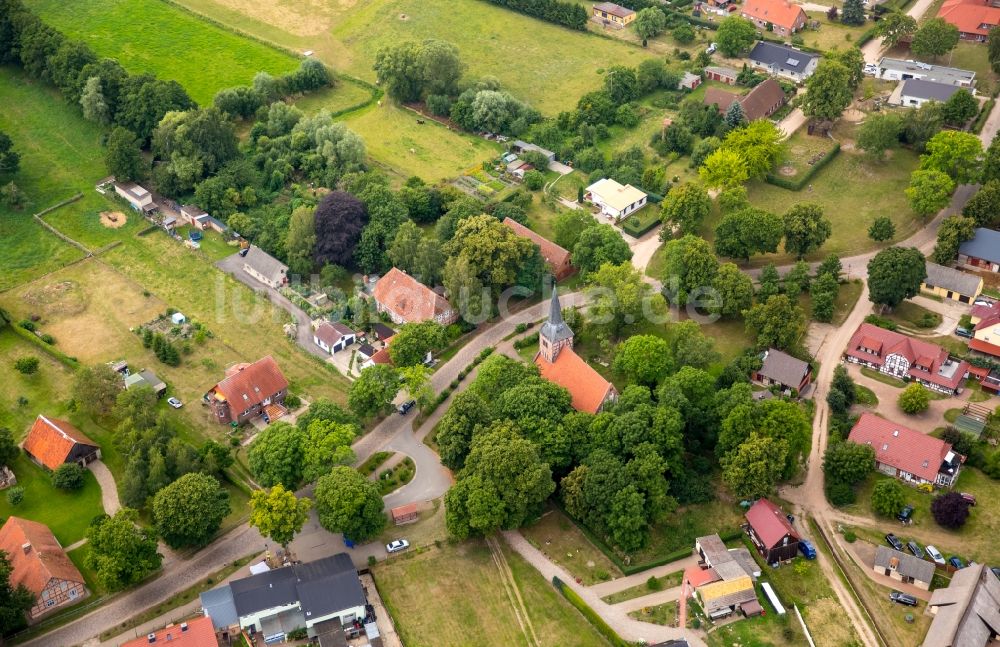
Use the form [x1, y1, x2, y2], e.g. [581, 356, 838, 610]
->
[539, 283, 574, 362]
[549, 285, 564, 327]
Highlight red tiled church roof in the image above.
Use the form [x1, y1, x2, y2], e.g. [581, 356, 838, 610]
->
[22, 416, 97, 471]
[534, 348, 614, 414]
[0, 517, 84, 596]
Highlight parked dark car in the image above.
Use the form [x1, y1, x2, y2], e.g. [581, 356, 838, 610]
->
[889, 591, 918, 606]
[950, 556, 966, 569]
[886, 534, 904, 552]
[956, 327, 973, 339]
[990, 566, 1000, 580]
[897, 505, 914, 524]
[907, 541, 924, 559]
[397, 399, 416, 415]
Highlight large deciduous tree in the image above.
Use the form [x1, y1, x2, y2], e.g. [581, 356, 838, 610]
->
[152, 473, 230, 549]
[963, 181, 1000, 228]
[714, 207, 784, 261]
[712, 263, 754, 319]
[662, 234, 719, 305]
[875, 12, 918, 46]
[0, 549, 34, 636]
[911, 18, 960, 58]
[587, 262, 667, 337]
[613, 335, 673, 386]
[716, 16, 757, 56]
[898, 383, 931, 414]
[73, 364, 122, 417]
[634, 7, 668, 40]
[744, 295, 807, 351]
[314, 190, 366, 267]
[314, 466, 386, 542]
[248, 423, 306, 490]
[348, 364, 401, 419]
[571, 223, 633, 274]
[931, 491, 971, 528]
[249, 485, 312, 548]
[868, 216, 896, 242]
[932, 215, 976, 264]
[871, 478, 906, 517]
[920, 130, 983, 184]
[804, 60, 853, 121]
[906, 169, 955, 217]
[445, 425, 555, 539]
[823, 441, 875, 487]
[721, 433, 788, 499]
[857, 113, 902, 160]
[867, 246, 926, 310]
[105, 127, 146, 182]
[85, 509, 161, 591]
[388, 321, 447, 367]
[783, 203, 832, 258]
[660, 182, 711, 235]
[942, 89, 979, 127]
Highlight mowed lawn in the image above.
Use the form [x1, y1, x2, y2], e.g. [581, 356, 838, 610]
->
[0, 67, 102, 290]
[341, 104, 502, 183]
[176, 0, 653, 113]
[25, 0, 299, 104]
[373, 540, 610, 647]
[727, 146, 922, 265]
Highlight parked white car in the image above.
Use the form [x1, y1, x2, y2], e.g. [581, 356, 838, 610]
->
[167, 397, 183, 409]
[926, 545, 946, 566]
[863, 63, 878, 76]
[386, 539, 410, 554]
[706, 42, 718, 55]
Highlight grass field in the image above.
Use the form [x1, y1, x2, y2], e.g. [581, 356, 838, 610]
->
[24, 0, 299, 105]
[633, 499, 745, 565]
[0, 454, 103, 546]
[0, 67, 103, 289]
[601, 570, 683, 604]
[521, 506, 622, 585]
[373, 539, 610, 647]
[294, 79, 375, 116]
[734, 146, 922, 265]
[801, 12, 871, 52]
[341, 104, 502, 183]
[176, 0, 654, 114]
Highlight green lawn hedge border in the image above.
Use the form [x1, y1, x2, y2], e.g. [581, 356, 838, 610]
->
[0, 309, 79, 368]
[764, 142, 840, 191]
[551, 576, 630, 647]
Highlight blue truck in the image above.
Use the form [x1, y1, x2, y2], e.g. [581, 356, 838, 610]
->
[799, 539, 817, 560]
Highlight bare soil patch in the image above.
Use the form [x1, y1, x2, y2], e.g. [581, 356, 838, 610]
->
[21, 281, 88, 317]
[99, 211, 127, 229]
[843, 108, 865, 123]
[210, 0, 340, 36]
[779, 165, 797, 177]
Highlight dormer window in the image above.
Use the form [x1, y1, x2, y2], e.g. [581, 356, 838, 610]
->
[882, 443, 889, 451]
[892, 430, 899, 437]
[922, 460, 929, 468]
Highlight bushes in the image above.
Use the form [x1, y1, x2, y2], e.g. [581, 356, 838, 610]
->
[481, 0, 589, 31]
[14, 357, 39, 375]
[621, 210, 661, 237]
[764, 143, 840, 190]
[52, 463, 85, 490]
[864, 314, 898, 331]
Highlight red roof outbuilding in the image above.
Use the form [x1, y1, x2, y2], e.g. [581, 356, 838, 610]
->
[745, 499, 799, 551]
[502, 218, 575, 280]
[121, 615, 217, 647]
[22, 416, 98, 471]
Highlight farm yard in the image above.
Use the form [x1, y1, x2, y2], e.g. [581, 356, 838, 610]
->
[24, 0, 299, 105]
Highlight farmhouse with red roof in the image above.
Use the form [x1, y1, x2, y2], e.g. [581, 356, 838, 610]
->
[22, 415, 100, 471]
[744, 499, 800, 565]
[534, 288, 616, 414]
[937, 0, 1000, 41]
[843, 323, 970, 394]
[0, 517, 87, 619]
[205, 356, 289, 425]
[501, 218, 574, 281]
[121, 616, 217, 647]
[848, 412, 964, 488]
[740, 0, 807, 35]
[373, 267, 458, 326]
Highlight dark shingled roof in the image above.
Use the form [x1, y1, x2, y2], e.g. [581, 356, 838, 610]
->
[960, 228, 1000, 265]
[924, 261, 982, 297]
[902, 78, 962, 102]
[758, 348, 809, 388]
[749, 41, 819, 74]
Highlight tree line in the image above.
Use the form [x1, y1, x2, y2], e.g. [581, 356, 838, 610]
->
[482, 0, 589, 31]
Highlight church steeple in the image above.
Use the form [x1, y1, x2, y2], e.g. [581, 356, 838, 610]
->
[538, 285, 574, 363]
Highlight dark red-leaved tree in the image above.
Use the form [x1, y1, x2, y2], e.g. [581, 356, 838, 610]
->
[314, 190, 366, 268]
[931, 491, 971, 529]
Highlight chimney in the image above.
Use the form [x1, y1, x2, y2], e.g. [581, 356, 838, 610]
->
[181, 623, 188, 632]
[21, 542, 31, 555]
[147, 633, 156, 643]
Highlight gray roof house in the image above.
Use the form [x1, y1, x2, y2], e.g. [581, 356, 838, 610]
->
[922, 262, 984, 302]
[748, 41, 820, 82]
[894, 78, 962, 108]
[874, 546, 936, 590]
[124, 369, 166, 397]
[202, 554, 367, 642]
[959, 228, 1000, 272]
[876, 57, 976, 88]
[241, 247, 289, 289]
[924, 564, 1000, 647]
[754, 349, 812, 395]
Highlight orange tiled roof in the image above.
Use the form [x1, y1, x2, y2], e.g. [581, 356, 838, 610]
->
[969, 337, 1000, 358]
[938, 0, 1000, 36]
[373, 268, 453, 323]
[501, 218, 572, 274]
[22, 416, 97, 471]
[848, 412, 959, 483]
[534, 348, 614, 414]
[0, 517, 84, 596]
[121, 616, 217, 647]
[741, 0, 806, 30]
[210, 356, 288, 411]
[685, 565, 722, 589]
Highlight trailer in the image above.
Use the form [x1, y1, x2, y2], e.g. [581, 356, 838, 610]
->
[761, 581, 786, 615]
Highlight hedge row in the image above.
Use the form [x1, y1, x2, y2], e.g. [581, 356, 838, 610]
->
[0, 310, 79, 369]
[551, 577, 630, 647]
[764, 142, 840, 191]
[621, 212, 662, 237]
[974, 98, 996, 134]
[855, 27, 877, 47]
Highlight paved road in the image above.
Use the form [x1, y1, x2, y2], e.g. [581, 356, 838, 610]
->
[979, 98, 1000, 147]
[89, 461, 121, 516]
[861, 0, 940, 63]
[588, 554, 699, 597]
[22, 524, 264, 647]
[214, 252, 327, 360]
